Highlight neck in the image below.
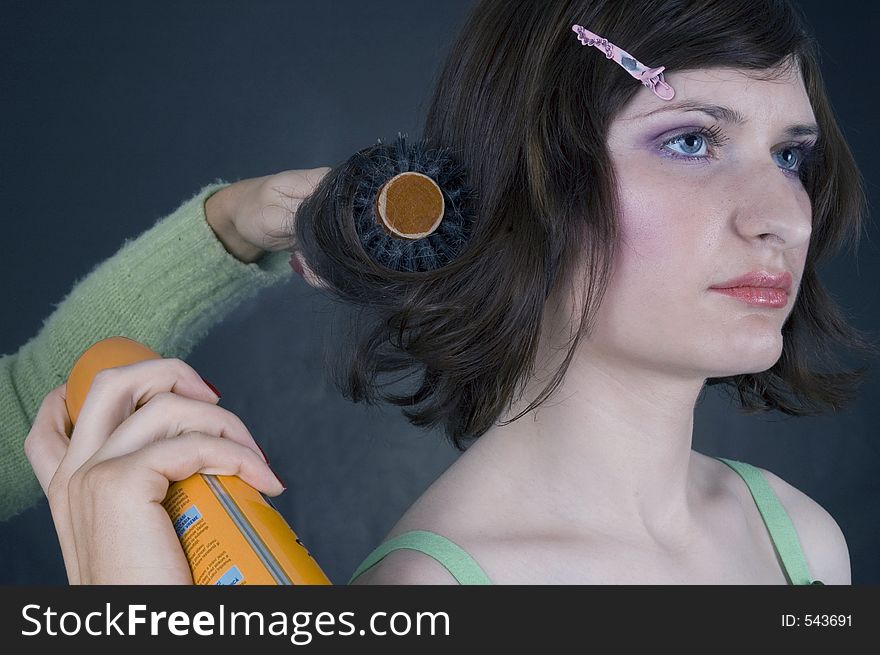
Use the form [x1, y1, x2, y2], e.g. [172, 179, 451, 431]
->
[468, 343, 708, 546]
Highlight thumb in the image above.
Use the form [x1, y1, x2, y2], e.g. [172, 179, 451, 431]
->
[270, 167, 332, 201]
[302, 166, 332, 190]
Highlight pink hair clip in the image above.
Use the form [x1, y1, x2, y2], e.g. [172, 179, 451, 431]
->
[571, 24, 675, 101]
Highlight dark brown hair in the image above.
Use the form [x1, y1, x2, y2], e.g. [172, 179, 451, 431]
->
[291, 0, 878, 451]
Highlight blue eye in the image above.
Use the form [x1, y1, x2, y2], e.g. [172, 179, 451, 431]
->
[774, 147, 802, 172]
[660, 125, 727, 161]
[665, 132, 710, 157]
[658, 125, 820, 180]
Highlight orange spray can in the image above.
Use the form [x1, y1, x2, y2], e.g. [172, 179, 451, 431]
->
[64, 335, 331, 585]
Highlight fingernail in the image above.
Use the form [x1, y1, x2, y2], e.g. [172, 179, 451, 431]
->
[289, 254, 304, 277]
[200, 376, 222, 399]
[273, 468, 286, 491]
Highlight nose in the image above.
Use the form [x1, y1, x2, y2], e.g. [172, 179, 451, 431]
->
[729, 161, 812, 249]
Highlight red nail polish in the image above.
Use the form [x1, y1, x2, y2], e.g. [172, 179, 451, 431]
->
[199, 376, 222, 398]
[289, 254, 304, 277]
[272, 468, 286, 490]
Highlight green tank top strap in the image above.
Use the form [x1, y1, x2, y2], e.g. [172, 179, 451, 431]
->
[349, 460, 821, 585]
[348, 529, 493, 585]
[714, 456, 821, 585]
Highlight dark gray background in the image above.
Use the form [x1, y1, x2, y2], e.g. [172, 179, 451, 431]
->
[1, 1, 877, 584]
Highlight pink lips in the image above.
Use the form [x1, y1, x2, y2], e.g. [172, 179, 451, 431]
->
[709, 270, 792, 309]
[711, 287, 789, 307]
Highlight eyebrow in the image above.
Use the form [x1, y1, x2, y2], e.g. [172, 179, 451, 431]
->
[628, 100, 821, 139]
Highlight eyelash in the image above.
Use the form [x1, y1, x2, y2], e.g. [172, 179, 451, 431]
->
[658, 124, 821, 181]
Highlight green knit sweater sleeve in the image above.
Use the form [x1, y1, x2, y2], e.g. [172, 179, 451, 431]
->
[0, 179, 293, 521]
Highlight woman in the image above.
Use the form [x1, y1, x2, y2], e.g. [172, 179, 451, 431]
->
[19, 0, 876, 584]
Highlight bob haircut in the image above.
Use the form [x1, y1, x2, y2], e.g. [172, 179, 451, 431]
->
[291, 0, 877, 451]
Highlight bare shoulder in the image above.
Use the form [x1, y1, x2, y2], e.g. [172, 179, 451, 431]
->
[349, 548, 459, 585]
[754, 465, 851, 585]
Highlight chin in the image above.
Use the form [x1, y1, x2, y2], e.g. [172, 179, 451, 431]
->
[711, 338, 784, 376]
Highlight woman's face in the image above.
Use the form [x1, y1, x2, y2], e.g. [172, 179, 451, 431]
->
[594, 64, 817, 379]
